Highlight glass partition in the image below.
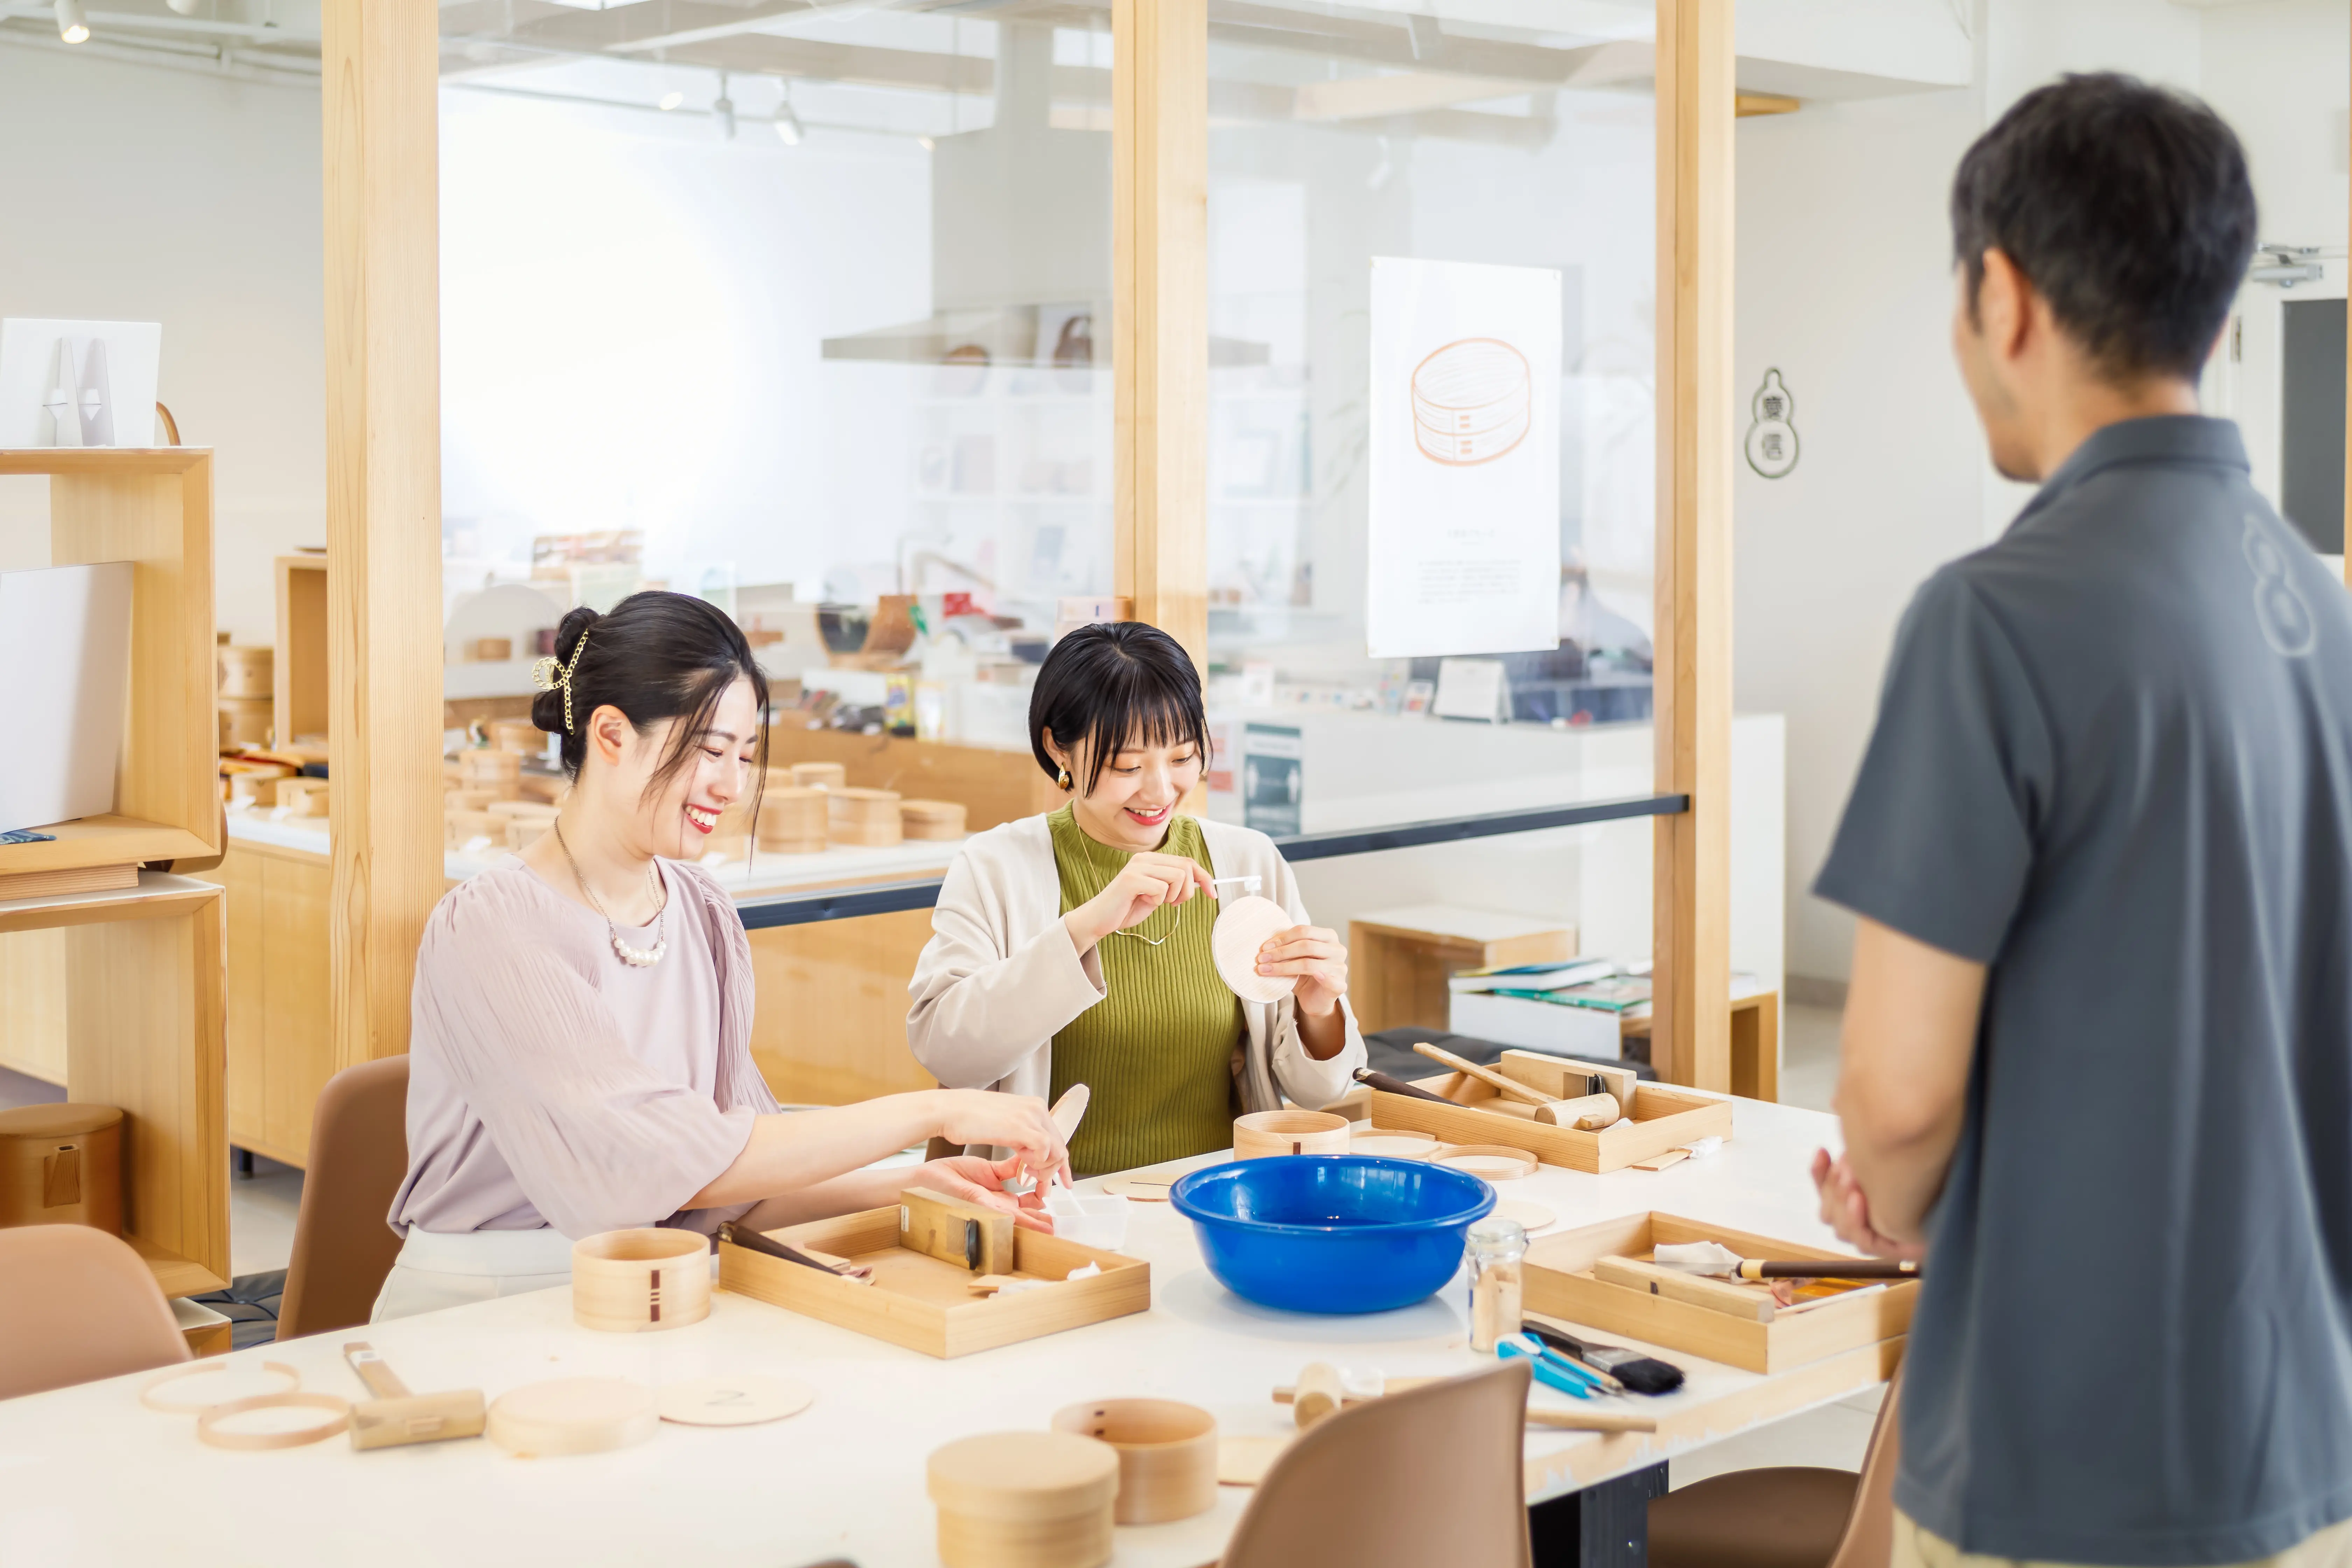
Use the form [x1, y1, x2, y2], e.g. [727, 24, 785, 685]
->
[435, 0, 1116, 772]
[1199, 0, 1659, 834]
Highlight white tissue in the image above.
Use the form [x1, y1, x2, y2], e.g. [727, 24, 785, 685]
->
[1680, 1137, 1724, 1157]
[1065, 1262, 1102, 1281]
[1651, 1240, 1743, 1276]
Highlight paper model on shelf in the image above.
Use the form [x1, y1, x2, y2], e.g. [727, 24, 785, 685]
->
[0, 561, 134, 833]
[0, 319, 161, 449]
[1365, 258, 1561, 659]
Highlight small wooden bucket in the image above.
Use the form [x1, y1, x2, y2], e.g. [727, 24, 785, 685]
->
[570, 1228, 711, 1333]
[1233, 1110, 1350, 1160]
[790, 761, 847, 790]
[928, 1430, 1119, 1568]
[1050, 1399, 1217, 1524]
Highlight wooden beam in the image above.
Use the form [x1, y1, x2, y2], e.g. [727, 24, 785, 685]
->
[1651, 0, 1735, 1090]
[1735, 92, 1799, 118]
[1113, 0, 1208, 669]
[322, 0, 444, 1071]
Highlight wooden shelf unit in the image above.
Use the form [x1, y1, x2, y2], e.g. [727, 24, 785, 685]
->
[0, 874, 230, 1297]
[0, 449, 221, 890]
[274, 552, 328, 747]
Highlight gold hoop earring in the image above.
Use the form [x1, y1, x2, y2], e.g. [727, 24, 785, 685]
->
[1057, 768, 1072, 791]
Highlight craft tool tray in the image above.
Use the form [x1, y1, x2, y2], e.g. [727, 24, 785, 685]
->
[1524, 1211, 1914, 1373]
[1363, 1056, 1733, 1175]
[718, 1209, 1150, 1359]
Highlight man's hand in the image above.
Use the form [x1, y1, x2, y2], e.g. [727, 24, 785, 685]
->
[1811, 1148, 1927, 1262]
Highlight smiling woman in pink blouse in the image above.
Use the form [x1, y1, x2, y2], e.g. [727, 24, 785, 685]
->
[376, 592, 1068, 1321]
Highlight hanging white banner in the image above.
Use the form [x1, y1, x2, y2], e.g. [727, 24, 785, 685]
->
[1365, 257, 1561, 659]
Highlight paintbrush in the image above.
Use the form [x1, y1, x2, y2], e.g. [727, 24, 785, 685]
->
[719, 1221, 875, 1281]
[1650, 1238, 1918, 1283]
[1353, 1067, 1457, 1105]
[1522, 1317, 1686, 1395]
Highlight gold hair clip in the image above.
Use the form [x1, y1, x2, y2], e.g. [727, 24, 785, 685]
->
[529, 628, 592, 731]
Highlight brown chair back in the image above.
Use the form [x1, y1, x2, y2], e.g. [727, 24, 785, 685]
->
[1825, 1363, 1905, 1568]
[276, 1054, 410, 1340]
[0, 1224, 189, 1398]
[1224, 1360, 1534, 1568]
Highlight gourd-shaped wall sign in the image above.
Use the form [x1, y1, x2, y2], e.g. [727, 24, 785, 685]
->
[1745, 368, 1798, 479]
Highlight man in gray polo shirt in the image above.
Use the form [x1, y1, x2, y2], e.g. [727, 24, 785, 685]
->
[1814, 75, 2352, 1568]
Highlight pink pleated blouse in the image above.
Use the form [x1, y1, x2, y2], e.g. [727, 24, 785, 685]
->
[387, 857, 778, 1240]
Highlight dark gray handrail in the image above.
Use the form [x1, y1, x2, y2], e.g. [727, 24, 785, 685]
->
[733, 792, 1688, 931]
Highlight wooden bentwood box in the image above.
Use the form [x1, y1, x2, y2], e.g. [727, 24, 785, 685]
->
[719, 1208, 1150, 1359]
[1526, 1212, 1917, 1374]
[1365, 1056, 1734, 1175]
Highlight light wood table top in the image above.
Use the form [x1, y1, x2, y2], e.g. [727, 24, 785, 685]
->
[0, 1097, 1887, 1567]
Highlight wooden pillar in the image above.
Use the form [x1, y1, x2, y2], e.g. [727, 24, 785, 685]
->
[1112, 0, 1208, 671]
[1651, 0, 1735, 1090]
[322, 0, 443, 1070]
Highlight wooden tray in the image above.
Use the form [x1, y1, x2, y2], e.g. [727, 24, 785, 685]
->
[1524, 1211, 1915, 1373]
[719, 1208, 1149, 1359]
[1365, 1069, 1731, 1174]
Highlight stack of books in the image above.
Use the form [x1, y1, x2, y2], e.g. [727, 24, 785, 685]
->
[1446, 960, 1650, 1059]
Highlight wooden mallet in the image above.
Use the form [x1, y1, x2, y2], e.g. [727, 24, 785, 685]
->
[344, 1342, 486, 1450]
[1412, 1043, 1619, 1129]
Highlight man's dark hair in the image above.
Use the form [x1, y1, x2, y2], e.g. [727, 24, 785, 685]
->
[1951, 72, 2257, 383]
[1028, 622, 1210, 796]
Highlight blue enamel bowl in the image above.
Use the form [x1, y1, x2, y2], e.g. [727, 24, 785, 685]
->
[1170, 1156, 1497, 1315]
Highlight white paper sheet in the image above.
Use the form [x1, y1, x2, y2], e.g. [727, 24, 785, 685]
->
[0, 562, 135, 832]
[1366, 258, 1562, 658]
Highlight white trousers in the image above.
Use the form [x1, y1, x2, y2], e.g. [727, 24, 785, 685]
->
[370, 1226, 576, 1322]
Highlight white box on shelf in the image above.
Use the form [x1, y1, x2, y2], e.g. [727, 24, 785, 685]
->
[1447, 988, 1623, 1060]
[0, 561, 134, 832]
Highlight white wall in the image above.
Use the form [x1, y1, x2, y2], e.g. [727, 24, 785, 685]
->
[0, 46, 323, 644]
[1734, 85, 1990, 986]
[1737, 0, 2348, 985]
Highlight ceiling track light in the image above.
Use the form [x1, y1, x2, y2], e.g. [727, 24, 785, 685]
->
[713, 71, 735, 141]
[55, 0, 89, 43]
[773, 86, 803, 147]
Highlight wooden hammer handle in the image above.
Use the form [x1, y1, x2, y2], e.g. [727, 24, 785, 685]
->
[1412, 1042, 1553, 1106]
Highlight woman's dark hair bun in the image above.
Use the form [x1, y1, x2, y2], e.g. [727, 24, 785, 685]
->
[526, 592, 768, 800]
[529, 606, 604, 737]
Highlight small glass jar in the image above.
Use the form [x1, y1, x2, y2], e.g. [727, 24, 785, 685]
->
[1465, 1216, 1528, 1353]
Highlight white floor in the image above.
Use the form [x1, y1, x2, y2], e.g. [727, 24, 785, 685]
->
[8, 1005, 1874, 1483]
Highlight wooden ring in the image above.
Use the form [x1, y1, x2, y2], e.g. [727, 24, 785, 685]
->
[141, 1359, 301, 1414]
[195, 1391, 352, 1450]
[1433, 1145, 1540, 1180]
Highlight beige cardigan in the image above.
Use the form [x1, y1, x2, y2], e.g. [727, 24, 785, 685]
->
[906, 813, 1365, 1124]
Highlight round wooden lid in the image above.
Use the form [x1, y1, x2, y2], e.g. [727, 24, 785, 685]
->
[486, 1378, 657, 1457]
[830, 786, 901, 804]
[0, 1104, 121, 1139]
[927, 1431, 1120, 1520]
[897, 799, 964, 818]
[1210, 895, 1297, 1005]
[759, 786, 827, 803]
[657, 1374, 815, 1427]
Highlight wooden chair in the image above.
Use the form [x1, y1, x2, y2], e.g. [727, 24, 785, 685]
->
[1649, 1365, 1904, 1568]
[275, 1054, 410, 1340]
[0, 1225, 189, 1399]
[1224, 1360, 1534, 1568]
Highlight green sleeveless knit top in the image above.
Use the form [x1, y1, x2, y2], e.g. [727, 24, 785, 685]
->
[1048, 805, 1246, 1178]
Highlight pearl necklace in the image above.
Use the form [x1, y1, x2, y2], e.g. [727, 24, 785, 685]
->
[555, 819, 668, 967]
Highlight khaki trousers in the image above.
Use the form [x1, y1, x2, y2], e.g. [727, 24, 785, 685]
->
[1895, 1511, 2352, 1568]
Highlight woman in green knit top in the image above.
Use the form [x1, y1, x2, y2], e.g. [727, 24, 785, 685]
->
[908, 624, 1366, 1178]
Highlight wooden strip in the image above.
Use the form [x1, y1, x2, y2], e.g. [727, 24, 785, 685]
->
[323, 0, 446, 1075]
[1591, 1256, 1776, 1321]
[1113, 0, 1208, 667]
[1651, 0, 1735, 1090]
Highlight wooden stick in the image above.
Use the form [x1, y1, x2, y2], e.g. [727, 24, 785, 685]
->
[1413, 1042, 1553, 1105]
[1272, 1381, 1656, 1434]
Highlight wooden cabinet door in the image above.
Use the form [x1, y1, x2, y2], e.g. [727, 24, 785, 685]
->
[260, 851, 333, 1163]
